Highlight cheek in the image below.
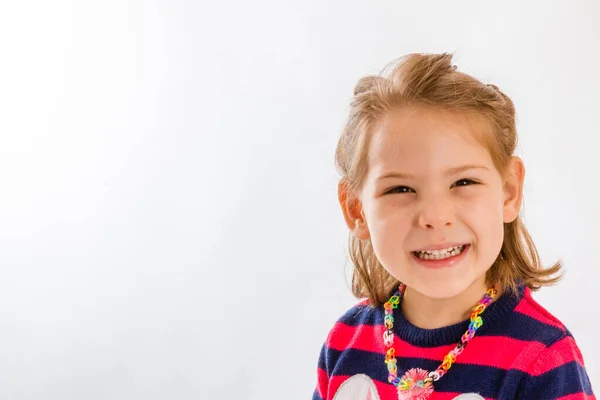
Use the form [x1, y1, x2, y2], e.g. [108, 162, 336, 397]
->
[480, 214, 505, 247]
[367, 203, 413, 261]
[459, 188, 504, 221]
[370, 202, 412, 235]
[462, 194, 505, 256]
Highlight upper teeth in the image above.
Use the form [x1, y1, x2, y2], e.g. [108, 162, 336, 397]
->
[418, 245, 463, 255]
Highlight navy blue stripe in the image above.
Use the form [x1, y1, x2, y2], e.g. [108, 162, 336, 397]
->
[317, 343, 329, 374]
[566, 328, 574, 338]
[336, 303, 564, 347]
[322, 346, 595, 399]
[519, 360, 594, 398]
[486, 312, 564, 346]
[312, 389, 324, 400]
[322, 347, 526, 399]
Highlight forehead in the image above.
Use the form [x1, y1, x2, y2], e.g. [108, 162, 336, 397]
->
[367, 106, 494, 176]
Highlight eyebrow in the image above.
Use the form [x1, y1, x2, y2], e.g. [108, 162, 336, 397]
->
[376, 165, 491, 181]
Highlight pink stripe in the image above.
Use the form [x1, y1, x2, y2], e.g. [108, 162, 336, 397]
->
[316, 367, 328, 399]
[327, 322, 547, 371]
[327, 375, 349, 400]
[527, 336, 586, 376]
[514, 288, 565, 330]
[555, 393, 597, 400]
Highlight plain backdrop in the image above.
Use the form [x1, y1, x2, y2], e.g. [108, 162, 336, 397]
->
[0, 1, 598, 399]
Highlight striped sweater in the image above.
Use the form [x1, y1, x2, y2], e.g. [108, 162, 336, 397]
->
[313, 285, 595, 400]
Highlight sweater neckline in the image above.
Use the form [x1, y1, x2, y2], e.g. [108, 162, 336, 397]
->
[390, 284, 525, 347]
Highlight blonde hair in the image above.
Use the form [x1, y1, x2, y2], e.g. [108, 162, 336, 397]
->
[335, 53, 562, 306]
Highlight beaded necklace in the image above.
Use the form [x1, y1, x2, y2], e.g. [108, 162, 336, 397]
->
[383, 283, 497, 400]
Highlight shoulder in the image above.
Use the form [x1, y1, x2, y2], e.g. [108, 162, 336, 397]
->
[322, 298, 381, 347]
[500, 286, 571, 346]
[517, 330, 594, 398]
[514, 288, 582, 366]
[511, 288, 594, 398]
[515, 287, 568, 334]
[516, 287, 584, 359]
[335, 298, 380, 326]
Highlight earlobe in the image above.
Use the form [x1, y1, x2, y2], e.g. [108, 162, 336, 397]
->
[353, 218, 370, 240]
[338, 180, 371, 240]
[503, 157, 525, 223]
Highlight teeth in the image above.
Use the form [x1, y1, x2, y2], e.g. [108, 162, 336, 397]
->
[415, 245, 466, 260]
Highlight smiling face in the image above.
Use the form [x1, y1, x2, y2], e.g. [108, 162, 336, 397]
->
[351, 106, 520, 299]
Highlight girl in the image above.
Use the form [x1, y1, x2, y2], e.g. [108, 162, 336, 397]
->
[313, 53, 595, 400]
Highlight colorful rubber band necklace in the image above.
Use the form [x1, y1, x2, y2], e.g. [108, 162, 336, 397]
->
[383, 283, 497, 400]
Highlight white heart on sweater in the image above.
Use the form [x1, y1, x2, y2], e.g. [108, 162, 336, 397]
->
[331, 374, 484, 400]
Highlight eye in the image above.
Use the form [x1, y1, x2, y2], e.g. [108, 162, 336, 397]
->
[452, 179, 479, 188]
[386, 186, 415, 194]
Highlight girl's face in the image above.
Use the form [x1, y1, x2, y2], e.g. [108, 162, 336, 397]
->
[354, 106, 522, 299]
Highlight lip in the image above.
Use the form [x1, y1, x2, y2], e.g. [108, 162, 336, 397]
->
[411, 244, 471, 269]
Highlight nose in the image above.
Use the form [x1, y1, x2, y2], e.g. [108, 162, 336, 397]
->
[417, 193, 455, 230]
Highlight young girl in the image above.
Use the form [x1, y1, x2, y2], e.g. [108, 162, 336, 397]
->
[313, 53, 595, 400]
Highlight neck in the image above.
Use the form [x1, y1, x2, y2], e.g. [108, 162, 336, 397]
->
[401, 279, 499, 329]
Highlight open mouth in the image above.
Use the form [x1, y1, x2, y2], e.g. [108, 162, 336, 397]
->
[412, 244, 468, 261]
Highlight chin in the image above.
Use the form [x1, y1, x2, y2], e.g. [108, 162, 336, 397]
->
[406, 276, 478, 300]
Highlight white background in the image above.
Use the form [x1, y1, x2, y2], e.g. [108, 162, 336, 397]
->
[0, 1, 598, 399]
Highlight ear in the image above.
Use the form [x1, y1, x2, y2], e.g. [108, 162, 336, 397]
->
[338, 180, 371, 240]
[503, 156, 525, 223]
